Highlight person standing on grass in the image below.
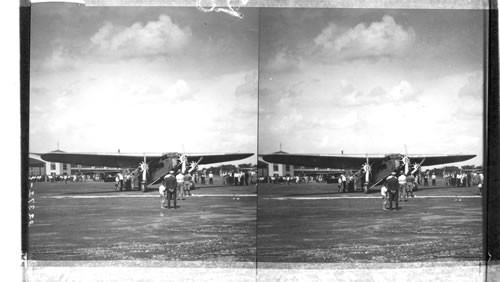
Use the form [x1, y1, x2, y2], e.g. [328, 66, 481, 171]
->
[386, 172, 399, 210]
[381, 185, 388, 210]
[398, 173, 407, 202]
[162, 171, 177, 209]
[176, 171, 185, 200]
[406, 174, 416, 198]
[209, 171, 214, 185]
[183, 173, 193, 197]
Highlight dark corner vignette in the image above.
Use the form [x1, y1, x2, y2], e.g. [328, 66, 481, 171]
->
[20, 0, 31, 262]
[486, 0, 500, 269]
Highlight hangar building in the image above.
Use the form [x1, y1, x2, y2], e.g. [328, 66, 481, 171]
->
[259, 151, 343, 177]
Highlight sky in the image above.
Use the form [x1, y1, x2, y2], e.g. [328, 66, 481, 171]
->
[29, 4, 258, 164]
[29, 6, 485, 167]
[258, 9, 485, 166]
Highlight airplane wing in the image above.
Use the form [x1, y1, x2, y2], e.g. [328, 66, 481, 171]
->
[186, 153, 254, 165]
[41, 152, 254, 169]
[40, 152, 160, 168]
[409, 154, 476, 166]
[260, 154, 384, 170]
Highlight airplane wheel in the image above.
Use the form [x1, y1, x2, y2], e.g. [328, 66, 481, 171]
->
[363, 186, 368, 194]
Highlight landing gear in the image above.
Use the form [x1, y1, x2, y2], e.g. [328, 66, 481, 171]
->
[141, 181, 147, 192]
[363, 184, 369, 194]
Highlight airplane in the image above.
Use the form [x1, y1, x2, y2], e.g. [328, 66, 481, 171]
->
[40, 151, 254, 192]
[260, 152, 476, 193]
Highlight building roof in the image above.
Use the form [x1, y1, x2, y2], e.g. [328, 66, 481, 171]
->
[257, 160, 269, 168]
[29, 158, 45, 167]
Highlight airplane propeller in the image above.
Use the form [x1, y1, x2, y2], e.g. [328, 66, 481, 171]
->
[402, 155, 411, 175]
[189, 161, 198, 172]
[139, 161, 149, 175]
[177, 153, 188, 174]
[355, 154, 372, 193]
[401, 145, 411, 175]
[138, 156, 150, 192]
[402, 145, 427, 176]
[362, 162, 371, 182]
[411, 158, 426, 175]
[362, 154, 371, 183]
[188, 157, 204, 173]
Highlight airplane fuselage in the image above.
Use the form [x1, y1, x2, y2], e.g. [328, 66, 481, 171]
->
[355, 154, 409, 192]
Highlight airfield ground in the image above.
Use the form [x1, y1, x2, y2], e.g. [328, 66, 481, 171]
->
[28, 178, 482, 265]
[28, 179, 257, 261]
[258, 179, 483, 263]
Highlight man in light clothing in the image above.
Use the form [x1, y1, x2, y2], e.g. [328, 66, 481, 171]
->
[398, 173, 407, 202]
[340, 174, 347, 192]
[176, 171, 185, 200]
[406, 174, 416, 198]
[208, 171, 214, 185]
[381, 185, 388, 210]
[183, 173, 193, 197]
[114, 175, 119, 191]
[117, 172, 124, 191]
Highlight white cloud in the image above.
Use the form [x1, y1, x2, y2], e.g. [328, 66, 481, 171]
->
[458, 71, 483, 99]
[30, 12, 257, 159]
[336, 80, 417, 107]
[38, 46, 78, 71]
[453, 72, 483, 118]
[314, 15, 415, 60]
[261, 71, 481, 162]
[234, 71, 257, 97]
[38, 15, 192, 72]
[388, 80, 417, 100]
[318, 136, 329, 148]
[266, 47, 302, 71]
[30, 66, 257, 155]
[340, 79, 354, 94]
[165, 79, 191, 98]
[314, 22, 340, 50]
[90, 15, 192, 57]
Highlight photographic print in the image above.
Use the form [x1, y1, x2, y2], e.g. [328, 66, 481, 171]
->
[21, 1, 494, 281]
[258, 8, 484, 265]
[27, 3, 258, 265]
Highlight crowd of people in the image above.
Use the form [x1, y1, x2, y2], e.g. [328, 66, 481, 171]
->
[379, 169, 484, 210]
[443, 171, 483, 187]
[258, 175, 325, 184]
[221, 171, 254, 186]
[158, 169, 258, 209]
[29, 174, 102, 184]
[158, 170, 198, 209]
[380, 172, 417, 210]
[336, 173, 363, 192]
[114, 171, 138, 191]
[113, 169, 219, 192]
[190, 170, 214, 185]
